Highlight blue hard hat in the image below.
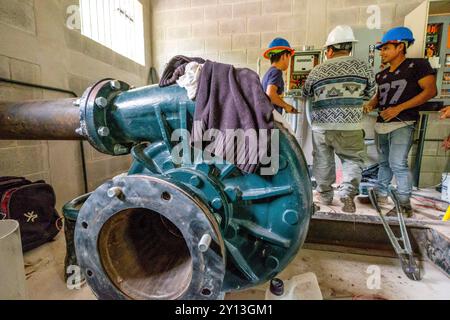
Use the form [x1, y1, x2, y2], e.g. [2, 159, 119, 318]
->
[376, 26, 415, 50]
[263, 38, 295, 59]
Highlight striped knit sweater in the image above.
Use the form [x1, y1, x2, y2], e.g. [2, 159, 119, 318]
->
[302, 56, 376, 131]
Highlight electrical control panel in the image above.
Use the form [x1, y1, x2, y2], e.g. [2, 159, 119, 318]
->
[287, 50, 322, 93]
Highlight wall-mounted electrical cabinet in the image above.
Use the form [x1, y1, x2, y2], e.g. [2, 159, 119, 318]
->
[405, 0, 450, 104]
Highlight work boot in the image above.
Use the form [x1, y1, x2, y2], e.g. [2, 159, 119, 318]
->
[318, 195, 333, 206]
[386, 204, 413, 218]
[340, 196, 356, 213]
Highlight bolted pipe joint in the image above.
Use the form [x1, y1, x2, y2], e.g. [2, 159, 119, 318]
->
[79, 79, 131, 156]
[75, 175, 226, 301]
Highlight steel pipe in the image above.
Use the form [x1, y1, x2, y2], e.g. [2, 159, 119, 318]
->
[0, 99, 82, 140]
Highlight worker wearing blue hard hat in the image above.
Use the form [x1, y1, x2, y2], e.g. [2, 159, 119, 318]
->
[261, 38, 298, 114]
[365, 26, 438, 217]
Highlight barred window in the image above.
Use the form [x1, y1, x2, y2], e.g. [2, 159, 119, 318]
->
[79, 0, 145, 65]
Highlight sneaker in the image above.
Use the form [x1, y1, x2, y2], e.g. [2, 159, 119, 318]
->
[386, 205, 413, 218]
[319, 196, 333, 206]
[340, 196, 356, 213]
[319, 193, 333, 206]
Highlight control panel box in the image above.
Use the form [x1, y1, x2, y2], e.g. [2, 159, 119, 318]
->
[287, 50, 322, 93]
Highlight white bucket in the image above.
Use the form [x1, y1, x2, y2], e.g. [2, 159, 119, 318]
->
[442, 173, 450, 202]
[0, 220, 27, 300]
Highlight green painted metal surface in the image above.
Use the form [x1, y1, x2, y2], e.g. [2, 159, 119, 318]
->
[70, 80, 313, 293]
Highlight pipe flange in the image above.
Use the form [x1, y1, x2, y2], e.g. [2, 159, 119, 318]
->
[79, 79, 131, 155]
[75, 175, 226, 300]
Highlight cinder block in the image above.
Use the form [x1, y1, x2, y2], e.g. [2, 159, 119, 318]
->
[327, 0, 345, 9]
[233, 2, 261, 18]
[152, 0, 190, 12]
[0, 55, 10, 79]
[328, 7, 360, 27]
[422, 141, 439, 157]
[63, 29, 86, 53]
[192, 21, 219, 38]
[232, 34, 261, 50]
[177, 39, 205, 52]
[277, 14, 307, 32]
[192, 0, 218, 7]
[86, 156, 132, 189]
[205, 5, 232, 21]
[0, 83, 36, 101]
[0, 0, 36, 34]
[343, 0, 374, 7]
[426, 117, 450, 140]
[153, 27, 165, 41]
[220, 18, 247, 34]
[421, 156, 447, 173]
[203, 51, 219, 62]
[24, 172, 51, 184]
[68, 74, 91, 97]
[307, 0, 327, 48]
[153, 11, 174, 27]
[0, 141, 17, 148]
[175, 8, 205, 26]
[166, 26, 192, 40]
[10, 58, 41, 84]
[17, 140, 44, 147]
[83, 38, 114, 66]
[294, 0, 309, 13]
[437, 140, 450, 157]
[418, 172, 437, 189]
[247, 16, 277, 33]
[0, 144, 50, 177]
[247, 48, 264, 65]
[262, 0, 292, 14]
[206, 36, 232, 52]
[219, 50, 247, 65]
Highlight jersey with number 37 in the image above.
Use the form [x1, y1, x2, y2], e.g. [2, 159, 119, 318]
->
[375, 58, 436, 123]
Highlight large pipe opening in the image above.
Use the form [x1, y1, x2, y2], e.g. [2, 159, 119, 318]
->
[98, 208, 193, 300]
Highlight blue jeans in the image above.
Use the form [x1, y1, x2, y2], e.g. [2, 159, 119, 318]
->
[376, 126, 415, 204]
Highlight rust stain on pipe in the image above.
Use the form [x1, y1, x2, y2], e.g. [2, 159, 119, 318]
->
[0, 99, 83, 141]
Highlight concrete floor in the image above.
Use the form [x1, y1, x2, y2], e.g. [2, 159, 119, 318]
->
[22, 196, 450, 300]
[20, 188, 450, 300]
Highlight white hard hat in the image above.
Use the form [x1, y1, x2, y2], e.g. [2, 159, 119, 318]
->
[324, 25, 358, 48]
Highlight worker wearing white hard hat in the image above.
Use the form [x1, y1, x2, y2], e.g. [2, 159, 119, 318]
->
[324, 25, 359, 49]
[302, 25, 376, 213]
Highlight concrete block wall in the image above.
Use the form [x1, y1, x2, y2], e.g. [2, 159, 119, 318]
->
[151, 0, 423, 76]
[0, 0, 152, 210]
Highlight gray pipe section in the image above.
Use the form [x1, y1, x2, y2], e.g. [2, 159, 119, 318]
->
[0, 99, 82, 140]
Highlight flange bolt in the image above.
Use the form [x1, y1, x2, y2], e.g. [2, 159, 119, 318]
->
[95, 97, 108, 109]
[107, 187, 123, 199]
[110, 80, 121, 91]
[198, 234, 212, 253]
[98, 126, 110, 137]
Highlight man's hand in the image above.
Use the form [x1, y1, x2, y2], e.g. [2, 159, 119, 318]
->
[380, 106, 403, 122]
[363, 103, 375, 114]
[442, 135, 450, 151]
[285, 105, 300, 114]
[440, 106, 450, 120]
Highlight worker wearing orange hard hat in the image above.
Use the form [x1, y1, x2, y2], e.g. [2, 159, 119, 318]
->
[261, 38, 298, 114]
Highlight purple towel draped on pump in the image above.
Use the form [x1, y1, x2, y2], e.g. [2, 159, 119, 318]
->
[193, 60, 274, 174]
